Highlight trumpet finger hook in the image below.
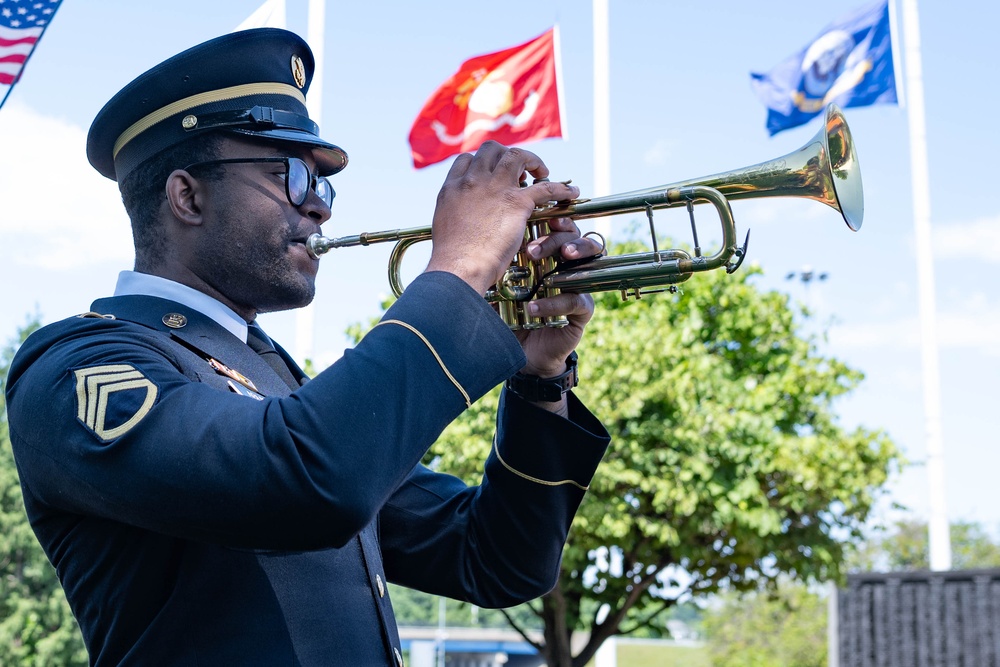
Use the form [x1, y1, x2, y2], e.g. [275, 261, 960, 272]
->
[725, 230, 751, 274]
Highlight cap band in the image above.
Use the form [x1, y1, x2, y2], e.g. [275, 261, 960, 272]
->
[181, 106, 319, 136]
[113, 82, 306, 159]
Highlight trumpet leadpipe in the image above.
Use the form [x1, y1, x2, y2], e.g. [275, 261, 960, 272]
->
[306, 227, 431, 259]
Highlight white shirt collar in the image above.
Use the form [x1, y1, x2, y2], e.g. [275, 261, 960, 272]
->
[113, 271, 249, 343]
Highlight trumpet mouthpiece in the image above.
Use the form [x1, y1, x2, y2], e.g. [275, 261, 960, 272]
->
[305, 233, 330, 259]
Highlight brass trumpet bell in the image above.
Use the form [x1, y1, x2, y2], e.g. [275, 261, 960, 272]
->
[611, 103, 860, 230]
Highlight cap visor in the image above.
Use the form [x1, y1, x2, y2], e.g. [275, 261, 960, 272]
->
[230, 128, 348, 176]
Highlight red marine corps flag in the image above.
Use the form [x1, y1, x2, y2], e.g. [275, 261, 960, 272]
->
[408, 27, 565, 169]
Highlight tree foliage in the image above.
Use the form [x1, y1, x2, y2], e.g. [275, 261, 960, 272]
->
[0, 321, 89, 666]
[428, 241, 902, 667]
[850, 519, 1000, 572]
[388, 583, 541, 630]
[701, 581, 828, 667]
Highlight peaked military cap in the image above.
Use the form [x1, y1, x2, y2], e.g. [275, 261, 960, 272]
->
[87, 28, 348, 182]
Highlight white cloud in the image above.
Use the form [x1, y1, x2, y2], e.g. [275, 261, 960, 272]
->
[934, 215, 1000, 263]
[832, 316, 921, 350]
[737, 197, 832, 227]
[641, 138, 674, 168]
[0, 102, 133, 269]
[832, 294, 1000, 357]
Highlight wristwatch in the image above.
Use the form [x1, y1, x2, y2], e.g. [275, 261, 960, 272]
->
[505, 351, 579, 402]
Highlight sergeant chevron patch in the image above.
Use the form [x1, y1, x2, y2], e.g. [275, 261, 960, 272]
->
[73, 365, 158, 441]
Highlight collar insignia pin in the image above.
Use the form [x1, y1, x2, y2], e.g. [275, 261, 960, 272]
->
[162, 313, 188, 328]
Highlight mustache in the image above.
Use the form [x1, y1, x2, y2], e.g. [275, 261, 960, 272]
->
[288, 225, 321, 245]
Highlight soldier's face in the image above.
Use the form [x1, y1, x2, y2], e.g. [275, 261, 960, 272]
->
[191, 138, 332, 316]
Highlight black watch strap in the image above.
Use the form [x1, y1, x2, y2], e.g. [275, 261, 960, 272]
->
[505, 351, 579, 402]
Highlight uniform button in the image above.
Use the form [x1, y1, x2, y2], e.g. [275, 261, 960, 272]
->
[376, 574, 385, 598]
[394, 647, 403, 666]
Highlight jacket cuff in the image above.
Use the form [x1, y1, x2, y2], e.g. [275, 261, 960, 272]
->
[491, 389, 610, 491]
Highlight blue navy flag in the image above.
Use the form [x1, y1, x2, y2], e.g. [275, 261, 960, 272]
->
[750, 0, 896, 135]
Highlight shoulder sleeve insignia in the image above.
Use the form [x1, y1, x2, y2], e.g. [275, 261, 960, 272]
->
[73, 364, 159, 442]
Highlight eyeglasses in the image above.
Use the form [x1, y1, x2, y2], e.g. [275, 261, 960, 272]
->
[183, 157, 335, 207]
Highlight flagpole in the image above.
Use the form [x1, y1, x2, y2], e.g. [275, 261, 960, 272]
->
[899, 0, 950, 571]
[296, 0, 327, 367]
[0, 72, 19, 110]
[592, 0, 611, 239]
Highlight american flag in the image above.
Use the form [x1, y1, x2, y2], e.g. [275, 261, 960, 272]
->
[0, 0, 62, 106]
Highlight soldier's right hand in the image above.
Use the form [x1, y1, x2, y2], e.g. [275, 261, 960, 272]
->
[424, 141, 580, 296]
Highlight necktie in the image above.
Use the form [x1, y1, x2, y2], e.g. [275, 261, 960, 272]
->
[246, 324, 300, 390]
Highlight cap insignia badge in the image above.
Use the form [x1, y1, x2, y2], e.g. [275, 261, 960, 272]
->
[290, 54, 306, 89]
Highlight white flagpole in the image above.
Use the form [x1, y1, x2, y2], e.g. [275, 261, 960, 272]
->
[306, 0, 326, 118]
[592, 0, 611, 239]
[899, 0, 950, 570]
[296, 0, 327, 367]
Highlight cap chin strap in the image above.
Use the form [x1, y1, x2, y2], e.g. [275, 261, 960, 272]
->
[181, 105, 320, 136]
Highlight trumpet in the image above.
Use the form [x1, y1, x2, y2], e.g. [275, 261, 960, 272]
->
[307, 104, 863, 330]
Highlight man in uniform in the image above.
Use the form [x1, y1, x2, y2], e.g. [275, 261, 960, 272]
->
[5, 28, 609, 666]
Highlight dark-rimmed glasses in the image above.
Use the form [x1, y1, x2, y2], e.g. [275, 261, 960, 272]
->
[183, 157, 335, 207]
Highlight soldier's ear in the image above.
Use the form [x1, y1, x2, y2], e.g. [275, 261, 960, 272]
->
[165, 169, 205, 227]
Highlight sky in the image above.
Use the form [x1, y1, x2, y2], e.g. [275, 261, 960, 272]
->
[1, 0, 997, 543]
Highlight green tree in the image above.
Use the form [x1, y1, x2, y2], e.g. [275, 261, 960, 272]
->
[701, 581, 828, 667]
[426, 241, 901, 667]
[850, 519, 1000, 571]
[0, 321, 88, 666]
[389, 583, 541, 630]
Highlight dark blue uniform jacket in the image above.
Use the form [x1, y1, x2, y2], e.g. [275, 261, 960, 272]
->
[5, 272, 610, 666]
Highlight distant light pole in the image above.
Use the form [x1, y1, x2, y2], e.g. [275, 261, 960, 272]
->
[785, 265, 829, 285]
[785, 265, 829, 313]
